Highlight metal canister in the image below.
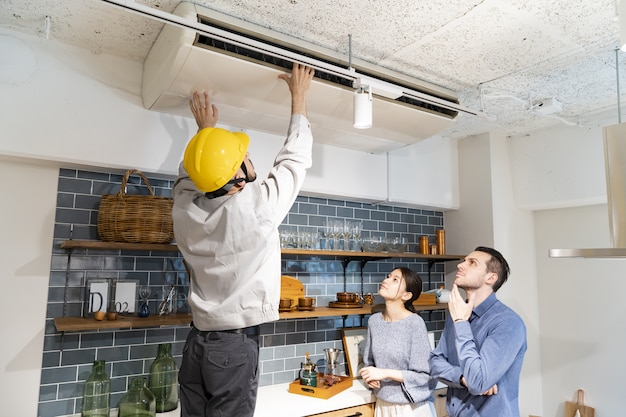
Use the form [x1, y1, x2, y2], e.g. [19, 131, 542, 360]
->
[419, 236, 429, 254]
[300, 368, 317, 387]
[436, 229, 446, 255]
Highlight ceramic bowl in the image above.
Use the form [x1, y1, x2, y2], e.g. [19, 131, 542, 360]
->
[336, 292, 357, 303]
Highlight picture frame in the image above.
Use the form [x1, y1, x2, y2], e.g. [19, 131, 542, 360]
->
[84, 279, 110, 317]
[341, 327, 368, 378]
[112, 280, 138, 314]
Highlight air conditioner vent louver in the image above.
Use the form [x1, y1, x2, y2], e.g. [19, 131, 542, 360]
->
[141, 1, 461, 153]
[195, 18, 458, 118]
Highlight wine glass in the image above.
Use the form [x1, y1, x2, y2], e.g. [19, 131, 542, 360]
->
[349, 221, 362, 251]
[328, 220, 341, 250]
[337, 220, 348, 251]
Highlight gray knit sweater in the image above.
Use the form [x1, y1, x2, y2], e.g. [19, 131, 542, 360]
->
[363, 312, 435, 405]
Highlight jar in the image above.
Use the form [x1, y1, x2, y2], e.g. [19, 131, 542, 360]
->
[81, 360, 110, 417]
[436, 229, 446, 255]
[118, 377, 156, 417]
[148, 343, 179, 412]
[419, 236, 429, 254]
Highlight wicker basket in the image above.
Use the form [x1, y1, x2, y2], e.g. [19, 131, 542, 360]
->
[97, 170, 174, 244]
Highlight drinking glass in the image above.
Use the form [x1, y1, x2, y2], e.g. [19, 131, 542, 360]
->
[349, 221, 362, 251]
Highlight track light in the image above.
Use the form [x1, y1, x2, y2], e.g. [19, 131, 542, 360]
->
[353, 85, 372, 129]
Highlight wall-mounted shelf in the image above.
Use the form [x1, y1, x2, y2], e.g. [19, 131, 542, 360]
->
[54, 313, 192, 332]
[56, 240, 456, 332]
[60, 240, 178, 251]
[54, 305, 448, 332]
[60, 240, 465, 262]
[280, 247, 465, 262]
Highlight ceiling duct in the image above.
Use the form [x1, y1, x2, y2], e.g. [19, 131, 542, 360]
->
[139, 1, 468, 153]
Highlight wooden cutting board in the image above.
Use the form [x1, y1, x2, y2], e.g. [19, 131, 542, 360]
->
[413, 293, 437, 305]
[281, 275, 304, 305]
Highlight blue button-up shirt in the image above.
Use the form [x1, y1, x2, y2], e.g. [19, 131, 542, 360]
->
[429, 293, 527, 417]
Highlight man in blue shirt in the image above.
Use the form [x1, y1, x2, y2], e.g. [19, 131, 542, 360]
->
[429, 246, 527, 417]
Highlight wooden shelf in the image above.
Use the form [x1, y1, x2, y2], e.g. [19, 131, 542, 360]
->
[60, 240, 465, 261]
[60, 240, 178, 252]
[55, 240, 453, 332]
[280, 248, 464, 260]
[54, 313, 193, 331]
[54, 304, 447, 331]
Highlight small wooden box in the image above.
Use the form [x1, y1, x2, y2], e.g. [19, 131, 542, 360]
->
[413, 293, 437, 306]
[288, 374, 353, 399]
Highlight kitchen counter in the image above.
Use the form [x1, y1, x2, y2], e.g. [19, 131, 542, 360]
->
[255, 378, 374, 417]
[63, 379, 374, 417]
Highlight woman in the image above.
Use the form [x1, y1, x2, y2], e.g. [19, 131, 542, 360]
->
[360, 267, 436, 417]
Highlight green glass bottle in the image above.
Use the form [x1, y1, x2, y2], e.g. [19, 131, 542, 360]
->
[118, 377, 156, 417]
[148, 343, 179, 412]
[81, 360, 110, 417]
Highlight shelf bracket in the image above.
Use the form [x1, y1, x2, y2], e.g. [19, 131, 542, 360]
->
[342, 257, 374, 295]
[427, 259, 436, 289]
[341, 258, 352, 292]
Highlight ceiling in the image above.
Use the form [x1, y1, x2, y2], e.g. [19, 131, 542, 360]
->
[3, 0, 626, 140]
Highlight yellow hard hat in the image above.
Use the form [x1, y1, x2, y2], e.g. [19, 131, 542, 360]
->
[183, 128, 250, 193]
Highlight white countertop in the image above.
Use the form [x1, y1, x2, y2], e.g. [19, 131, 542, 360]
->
[64, 379, 374, 417]
[254, 379, 374, 417]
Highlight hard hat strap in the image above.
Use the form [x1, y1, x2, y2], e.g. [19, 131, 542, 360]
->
[204, 160, 254, 199]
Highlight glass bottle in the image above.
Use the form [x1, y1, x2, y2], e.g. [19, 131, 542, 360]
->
[148, 343, 179, 412]
[81, 360, 110, 417]
[138, 286, 151, 318]
[118, 377, 156, 417]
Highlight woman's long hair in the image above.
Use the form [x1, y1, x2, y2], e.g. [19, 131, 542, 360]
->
[396, 267, 423, 313]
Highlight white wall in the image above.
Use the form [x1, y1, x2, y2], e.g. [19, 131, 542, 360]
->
[0, 156, 60, 416]
[490, 132, 543, 416]
[535, 204, 625, 416]
[508, 124, 606, 209]
[445, 133, 544, 417]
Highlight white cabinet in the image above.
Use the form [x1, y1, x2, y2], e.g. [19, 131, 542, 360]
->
[247, 126, 459, 209]
[302, 143, 387, 202]
[388, 136, 459, 210]
[247, 132, 388, 203]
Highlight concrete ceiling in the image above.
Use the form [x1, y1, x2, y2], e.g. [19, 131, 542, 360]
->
[2, 0, 625, 139]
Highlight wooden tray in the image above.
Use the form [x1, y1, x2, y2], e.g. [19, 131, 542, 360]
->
[288, 374, 353, 399]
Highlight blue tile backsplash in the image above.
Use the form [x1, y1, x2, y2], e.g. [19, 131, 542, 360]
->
[40, 168, 449, 417]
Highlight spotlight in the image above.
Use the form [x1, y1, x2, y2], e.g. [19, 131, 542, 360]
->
[353, 85, 372, 129]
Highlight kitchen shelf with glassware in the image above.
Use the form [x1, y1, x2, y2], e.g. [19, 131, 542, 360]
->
[55, 239, 459, 332]
[60, 239, 463, 261]
[54, 302, 447, 331]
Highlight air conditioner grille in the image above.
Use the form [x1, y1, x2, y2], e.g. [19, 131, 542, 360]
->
[195, 17, 457, 118]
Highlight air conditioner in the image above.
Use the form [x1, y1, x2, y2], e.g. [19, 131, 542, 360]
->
[142, 2, 461, 153]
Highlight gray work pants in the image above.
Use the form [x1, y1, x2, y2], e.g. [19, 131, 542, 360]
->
[179, 326, 260, 417]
